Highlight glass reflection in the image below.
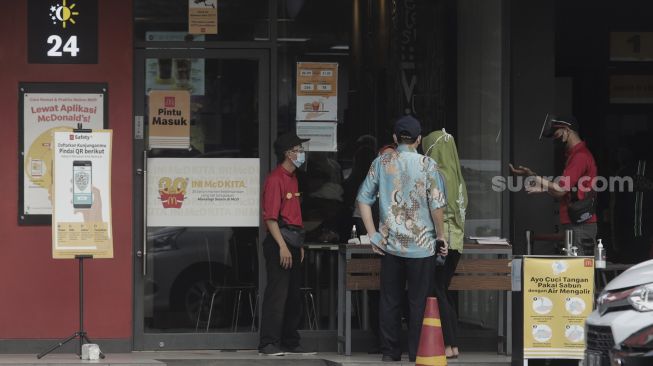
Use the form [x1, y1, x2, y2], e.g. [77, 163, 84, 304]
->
[144, 58, 260, 333]
[144, 227, 259, 332]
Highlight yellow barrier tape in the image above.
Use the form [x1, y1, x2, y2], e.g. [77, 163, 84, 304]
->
[415, 355, 447, 365]
[422, 318, 442, 327]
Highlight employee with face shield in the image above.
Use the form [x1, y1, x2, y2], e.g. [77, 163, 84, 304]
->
[510, 115, 598, 255]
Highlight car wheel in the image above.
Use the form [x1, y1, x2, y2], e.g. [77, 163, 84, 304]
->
[170, 266, 229, 330]
[183, 278, 227, 329]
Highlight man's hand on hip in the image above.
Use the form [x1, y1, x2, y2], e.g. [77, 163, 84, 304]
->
[370, 232, 386, 256]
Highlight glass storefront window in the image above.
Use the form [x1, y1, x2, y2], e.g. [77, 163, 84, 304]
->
[134, 0, 269, 42]
[277, 57, 352, 330]
[143, 58, 260, 333]
[145, 58, 259, 157]
[277, 0, 350, 43]
[145, 227, 259, 332]
[135, 0, 506, 338]
[276, 1, 354, 331]
[457, 0, 504, 237]
[275, 1, 463, 331]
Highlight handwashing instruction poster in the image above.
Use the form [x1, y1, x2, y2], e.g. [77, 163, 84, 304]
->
[523, 257, 594, 360]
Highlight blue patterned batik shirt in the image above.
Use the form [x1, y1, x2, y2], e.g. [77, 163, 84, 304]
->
[356, 144, 446, 258]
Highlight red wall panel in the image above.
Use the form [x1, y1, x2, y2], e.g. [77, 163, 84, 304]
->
[0, 1, 133, 339]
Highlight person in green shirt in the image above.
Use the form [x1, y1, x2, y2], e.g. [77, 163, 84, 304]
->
[423, 128, 468, 359]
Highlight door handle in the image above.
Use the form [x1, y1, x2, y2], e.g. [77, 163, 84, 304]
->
[142, 150, 148, 276]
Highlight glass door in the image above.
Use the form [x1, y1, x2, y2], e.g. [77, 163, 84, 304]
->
[133, 49, 269, 350]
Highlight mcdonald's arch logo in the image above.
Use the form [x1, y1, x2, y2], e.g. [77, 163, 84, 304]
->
[158, 177, 188, 209]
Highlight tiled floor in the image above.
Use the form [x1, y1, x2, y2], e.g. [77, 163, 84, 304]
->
[0, 351, 511, 365]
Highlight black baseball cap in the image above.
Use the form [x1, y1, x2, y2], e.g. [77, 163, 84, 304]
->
[394, 115, 422, 139]
[539, 114, 579, 139]
[274, 132, 310, 154]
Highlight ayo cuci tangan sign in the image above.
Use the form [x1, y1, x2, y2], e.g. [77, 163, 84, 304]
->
[28, 0, 98, 64]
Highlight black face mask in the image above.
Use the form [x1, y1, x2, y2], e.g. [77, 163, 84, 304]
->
[554, 137, 565, 148]
[553, 129, 568, 148]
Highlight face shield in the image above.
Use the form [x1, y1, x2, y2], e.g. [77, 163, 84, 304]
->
[539, 113, 577, 140]
[539, 114, 558, 140]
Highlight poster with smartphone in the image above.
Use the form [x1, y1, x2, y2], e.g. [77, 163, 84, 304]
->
[52, 130, 113, 259]
[19, 84, 107, 225]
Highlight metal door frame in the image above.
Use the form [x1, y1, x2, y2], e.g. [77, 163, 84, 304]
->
[132, 48, 270, 350]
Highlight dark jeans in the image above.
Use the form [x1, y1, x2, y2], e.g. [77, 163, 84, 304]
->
[433, 250, 461, 347]
[258, 235, 303, 350]
[367, 285, 408, 351]
[379, 253, 436, 360]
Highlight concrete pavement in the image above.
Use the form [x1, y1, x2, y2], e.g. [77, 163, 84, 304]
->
[0, 350, 511, 365]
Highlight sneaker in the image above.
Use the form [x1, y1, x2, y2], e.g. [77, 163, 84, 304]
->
[282, 345, 317, 355]
[258, 344, 284, 356]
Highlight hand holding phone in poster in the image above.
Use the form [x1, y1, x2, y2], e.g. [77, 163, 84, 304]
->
[73, 160, 93, 208]
[73, 186, 103, 222]
[72, 160, 103, 222]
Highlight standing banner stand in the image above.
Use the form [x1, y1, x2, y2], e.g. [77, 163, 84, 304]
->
[38, 125, 113, 359]
[37, 254, 103, 359]
[521, 256, 595, 364]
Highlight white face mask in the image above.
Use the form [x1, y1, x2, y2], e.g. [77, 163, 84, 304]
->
[292, 152, 306, 168]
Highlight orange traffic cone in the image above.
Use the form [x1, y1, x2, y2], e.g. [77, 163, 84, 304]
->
[415, 297, 447, 366]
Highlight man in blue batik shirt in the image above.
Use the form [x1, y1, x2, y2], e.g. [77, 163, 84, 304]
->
[357, 115, 448, 362]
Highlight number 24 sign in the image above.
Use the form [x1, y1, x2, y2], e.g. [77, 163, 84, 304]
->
[28, 0, 98, 64]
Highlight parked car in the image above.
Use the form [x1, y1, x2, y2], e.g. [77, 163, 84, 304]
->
[144, 226, 259, 331]
[584, 259, 653, 366]
[609, 323, 653, 365]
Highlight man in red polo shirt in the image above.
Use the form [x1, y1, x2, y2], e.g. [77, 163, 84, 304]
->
[258, 132, 316, 356]
[511, 116, 598, 255]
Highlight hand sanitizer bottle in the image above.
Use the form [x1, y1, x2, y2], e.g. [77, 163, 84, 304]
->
[350, 225, 358, 243]
[595, 239, 606, 269]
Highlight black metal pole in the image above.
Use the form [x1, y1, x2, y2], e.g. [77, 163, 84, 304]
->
[75, 254, 91, 358]
[79, 256, 84, 356]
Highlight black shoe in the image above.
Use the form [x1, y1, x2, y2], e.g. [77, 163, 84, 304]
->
[258, 344, 284, 356]
[382, 354, 400, 362]
[282, 345, 316, 355]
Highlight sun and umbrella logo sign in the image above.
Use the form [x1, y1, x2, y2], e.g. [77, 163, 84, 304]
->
[27, 0, 97, 63]
[49, 0, 78, 29]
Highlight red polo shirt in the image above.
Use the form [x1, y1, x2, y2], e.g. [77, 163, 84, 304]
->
[262, 164, 303, 227]
[558, 141, 597, 225]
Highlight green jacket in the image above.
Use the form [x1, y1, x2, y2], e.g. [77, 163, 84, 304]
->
[422, 129, 468, 252]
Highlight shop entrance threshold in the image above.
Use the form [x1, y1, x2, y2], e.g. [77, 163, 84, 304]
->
[0, 351, 511, 366]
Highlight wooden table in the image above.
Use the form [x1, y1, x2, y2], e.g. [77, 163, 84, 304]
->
[336, 243, 513, 356]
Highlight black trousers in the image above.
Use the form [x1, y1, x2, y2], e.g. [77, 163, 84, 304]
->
[433, 250, 461, 347]
[379, 253, 436, 360]
[258, 235, 303, 350]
